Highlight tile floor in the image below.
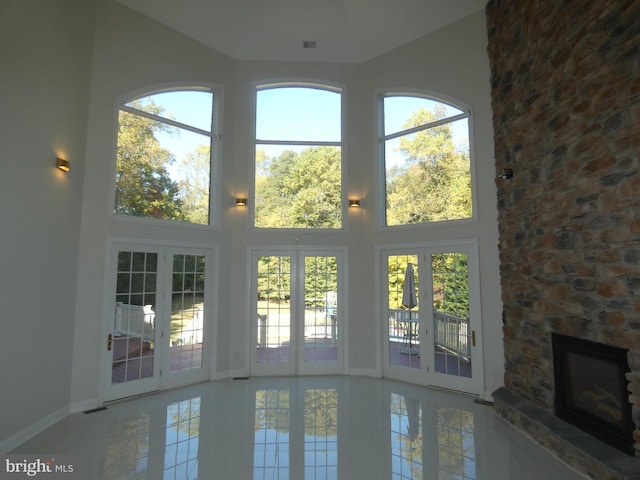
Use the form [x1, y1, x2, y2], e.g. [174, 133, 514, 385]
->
[11, 376, 588, 479]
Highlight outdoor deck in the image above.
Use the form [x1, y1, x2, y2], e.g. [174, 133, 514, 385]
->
[111, 336, 471, 383]
[111, 337, 203, 383]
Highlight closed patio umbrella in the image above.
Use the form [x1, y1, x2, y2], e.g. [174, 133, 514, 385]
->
[404, 395, 421, 441]
[401, 263, 418, 354]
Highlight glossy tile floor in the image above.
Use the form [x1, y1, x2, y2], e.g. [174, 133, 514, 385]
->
[12, 376, 588, 479]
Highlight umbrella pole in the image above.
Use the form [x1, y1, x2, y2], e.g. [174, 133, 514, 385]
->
[408, 308, 412, 349]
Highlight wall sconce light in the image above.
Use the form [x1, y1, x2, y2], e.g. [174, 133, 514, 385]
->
[235, 198, 247, 207]
[56, 157, 70, 172]
[349, 199, 360, 208]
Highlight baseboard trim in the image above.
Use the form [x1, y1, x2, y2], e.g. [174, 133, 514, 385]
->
[0, 406, 69, 454]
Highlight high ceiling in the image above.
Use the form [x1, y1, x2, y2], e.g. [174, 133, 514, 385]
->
[117, 0, 487, 63]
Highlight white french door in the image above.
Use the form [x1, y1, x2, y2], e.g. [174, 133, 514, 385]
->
[381, 241, 484, 395]
[250, 248, 345, 376]
[103, 242, 214, 402]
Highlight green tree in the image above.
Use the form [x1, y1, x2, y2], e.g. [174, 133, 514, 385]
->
[304, 256, 338, 309]
[257, 256, 291, 303]
[115, 100, 184, 220]
[387, 255, 419, 310]
[432, 253, 469, 317]
[177, 144, 210, 224]
[255, 146, 342, 228]
[386, 107, 471, 225]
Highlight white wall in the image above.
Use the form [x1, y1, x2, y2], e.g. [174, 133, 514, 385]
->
[70, 0, 237, 409]
[70, 1, 503, 408]
[0, 0, 95, 449]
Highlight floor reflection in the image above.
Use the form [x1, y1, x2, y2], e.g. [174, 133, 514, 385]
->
[436, 408, 475, 480]
[391, 394, 423, 479]
[103, 412, 150, 479]
[164, 397, 200, 480]
[253, 388, 339, 480]
[303, 389, 338, 479]
[12, 377, 588, 480]
[254, 389, 290, 479]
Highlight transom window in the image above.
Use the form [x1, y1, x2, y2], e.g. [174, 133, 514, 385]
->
[115, 88, 217, 225]
[381, 94, 472, 226]
[254, 85, 342, 229]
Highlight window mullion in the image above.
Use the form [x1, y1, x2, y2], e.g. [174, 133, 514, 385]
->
[120, 104, 212, 137]
[384, 112, 468, 142]
[256, 139, 341, 147]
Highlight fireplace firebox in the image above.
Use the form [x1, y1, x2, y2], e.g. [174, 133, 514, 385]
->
[552, 333, 635, 455]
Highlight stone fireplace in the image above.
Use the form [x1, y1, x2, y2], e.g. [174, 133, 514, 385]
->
[552, 333, 634, 455]
[485, 0, 640, 478]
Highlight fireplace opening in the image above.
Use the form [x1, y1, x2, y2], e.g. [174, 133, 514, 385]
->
[552, 333, 635, 455]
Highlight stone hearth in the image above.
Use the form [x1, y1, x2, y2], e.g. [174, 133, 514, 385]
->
[494, 388, 640, 480]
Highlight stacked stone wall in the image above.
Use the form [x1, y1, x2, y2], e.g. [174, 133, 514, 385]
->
[486, 0, 640, 455]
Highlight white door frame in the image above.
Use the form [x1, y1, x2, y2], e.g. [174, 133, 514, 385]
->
[378, 239, 484, 396]
[249, 246, 346, 377]
[101, 238, 216, 403]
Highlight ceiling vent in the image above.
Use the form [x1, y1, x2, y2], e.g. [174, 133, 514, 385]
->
[302, 40, 317, 49]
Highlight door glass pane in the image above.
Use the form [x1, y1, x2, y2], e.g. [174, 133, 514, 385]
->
[387, 255, 420, 369]
[169, 254, 206, 373]
[256, 256, 292, 364]
[112, 251, 157, 383]
[432, 253, 472, 378]
[304, 256, 338, 363]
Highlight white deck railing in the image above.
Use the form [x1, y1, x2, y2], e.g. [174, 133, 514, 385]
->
[114, 303, 155, 341]
[388, 309, 470, 359]
[433, 311, 470, 360]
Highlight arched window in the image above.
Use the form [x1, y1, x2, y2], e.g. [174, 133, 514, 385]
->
[381, 94, 472, 226]
[114, 88, 217, 225]
[254, 84, 342, 229]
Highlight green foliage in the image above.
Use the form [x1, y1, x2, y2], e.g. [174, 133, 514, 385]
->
[304, 256, 338, 308]
[432, 253, 469, 317]
[386, 107, 471, 226]
[115, 101, 185, 220]
[387, 255, 419, 310]
[177, 144, 210, 225]
[257, 256, 291, 302]
[115, 98, 211, 225]
[256, 255, 338, 306]
[255, 146, 342, 228]
[386, 253, 469, 317]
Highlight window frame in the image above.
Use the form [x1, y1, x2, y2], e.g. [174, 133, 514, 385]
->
[378, 90, 477, 229]
[110, 83, 222, 229]
[251, 81, 346, 231]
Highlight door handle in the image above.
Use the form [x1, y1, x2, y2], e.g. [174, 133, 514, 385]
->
[107, 333, 113, 351]
[472, 330, 476, 347]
